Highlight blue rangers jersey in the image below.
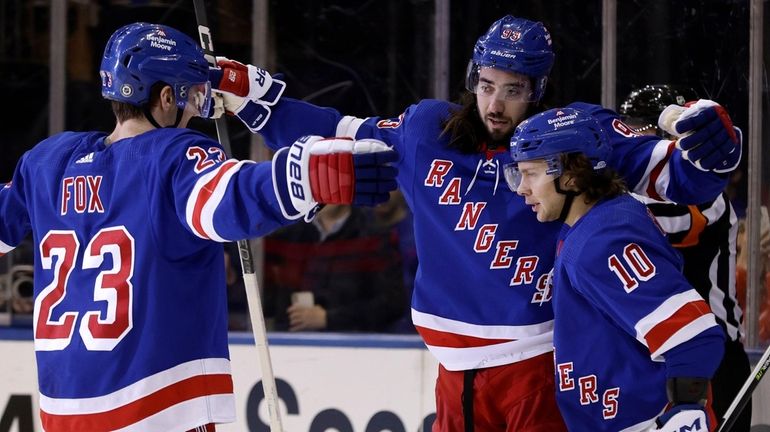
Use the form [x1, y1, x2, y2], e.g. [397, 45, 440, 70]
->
[260, 97, 727, 371]
[0, 128, 287, 431]
[553, 194, 723, 431]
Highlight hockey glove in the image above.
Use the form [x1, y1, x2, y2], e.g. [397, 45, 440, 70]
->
[649, 377, 710, 432]
[208, 57, 286, 132]
[659, 99, 742, 173]
[272, 136, 398, 221]
[649, 404, 709, 432]
[199, 91, 225, 119]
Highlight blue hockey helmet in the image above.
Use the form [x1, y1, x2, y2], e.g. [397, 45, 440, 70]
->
[466, 16, 554, 102]
[99, 22, 211, 115]
[504, 107, 610, 191]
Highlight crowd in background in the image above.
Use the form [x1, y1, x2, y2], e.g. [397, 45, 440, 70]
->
[0, 0, 767, 344]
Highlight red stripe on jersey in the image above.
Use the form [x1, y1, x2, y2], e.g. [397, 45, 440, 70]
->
[644, 299, 712, 354]
[645, 141, 676, 201]
[415, 325, 513, 348]
[41, 374, 233, 432]
[191, 161, 238, 239]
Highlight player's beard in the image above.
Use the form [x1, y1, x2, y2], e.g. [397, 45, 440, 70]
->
[484, 116, 515, 148]
[484, 114, 515, 142]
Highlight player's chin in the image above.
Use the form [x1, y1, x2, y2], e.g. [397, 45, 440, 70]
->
[485, 122, 513, 141]
[535, 209, 555, 223]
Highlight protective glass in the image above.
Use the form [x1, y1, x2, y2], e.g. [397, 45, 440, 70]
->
[177, 81, 212, 117]
[503, 159, 561, 192]
[466, 64, 536, 102]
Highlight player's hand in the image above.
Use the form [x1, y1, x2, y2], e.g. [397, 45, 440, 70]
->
[209, 57, 285, 106]
[272, 136, 398, 221]
[208, 57, 286, 131]
[660, 100, 742, 173]
[648, 404, 709, 432]
[287, 304, 327, 331]
[203, 91, 225, 119]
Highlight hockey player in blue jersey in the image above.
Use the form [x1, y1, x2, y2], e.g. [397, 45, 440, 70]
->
[621, 84, 752, 431]
[0, 22, 397, 432]
[507, 106, 725, 431]
[207, 15, 742, 431]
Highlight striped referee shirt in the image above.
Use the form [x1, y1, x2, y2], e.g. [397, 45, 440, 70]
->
[633, 192, 744, 342]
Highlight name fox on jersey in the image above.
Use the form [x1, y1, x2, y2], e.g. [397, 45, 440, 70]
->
[60, 176, 104, 215]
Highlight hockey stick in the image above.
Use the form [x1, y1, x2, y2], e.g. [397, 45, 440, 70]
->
[192, 3, 285, 431]
[715, 343, 770, 432]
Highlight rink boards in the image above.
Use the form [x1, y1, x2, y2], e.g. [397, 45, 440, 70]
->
[0, 329, 767, 431]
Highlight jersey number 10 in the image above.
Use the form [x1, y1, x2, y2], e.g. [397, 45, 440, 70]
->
[607, 243, 656, 293]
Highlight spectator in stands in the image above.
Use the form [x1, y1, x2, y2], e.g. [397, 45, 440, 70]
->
[620, 84, 752, 430]
[263, 204, 408, 332]
[735, 211, 770, 343]
[370, 190, 418, 333]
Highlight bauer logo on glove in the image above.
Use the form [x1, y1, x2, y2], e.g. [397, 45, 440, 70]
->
[272, 136, 398, 221]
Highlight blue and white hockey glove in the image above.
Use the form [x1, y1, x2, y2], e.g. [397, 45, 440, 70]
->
[649, 377, 710, 432]
[272, 136, 398, 221]
[649, 404, 709, 432]
[208, 57, 286, 132]
[658, 99, 742, 173]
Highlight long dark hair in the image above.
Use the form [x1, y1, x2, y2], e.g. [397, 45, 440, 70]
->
[440, 90, 544, 154]
[561, 153, 627, 203]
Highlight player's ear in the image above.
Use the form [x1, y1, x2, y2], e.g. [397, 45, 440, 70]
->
[562, 174, 578, 191]
[160, 85, 175, 109]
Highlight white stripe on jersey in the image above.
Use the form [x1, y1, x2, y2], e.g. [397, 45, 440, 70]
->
[0, 239, 13, 254]
[185, 160, 254, 242]
[335, 115, 367, 137]
[425, 334, 554, 371]
[113, 395, 234, 432]
[650, 314, 718, 360]
[702, 193, 728, 223]
[39, 358, 231, 414]
[632, 139, 672, 200]
[412, 309, 555, 370]
[411, 309, 554, 340]
[632, 193, 729, 234]
[633, 290, 705, 347]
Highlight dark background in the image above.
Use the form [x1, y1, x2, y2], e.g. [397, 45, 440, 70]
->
[0, 1, 759, 172]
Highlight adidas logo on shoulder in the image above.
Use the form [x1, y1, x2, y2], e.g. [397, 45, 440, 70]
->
[75, 152, 95, 164]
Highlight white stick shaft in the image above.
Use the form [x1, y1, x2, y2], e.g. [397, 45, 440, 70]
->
[716, 343, 770, 432]
[242, 271, 283, 431]
[192, 3, 284, 429]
